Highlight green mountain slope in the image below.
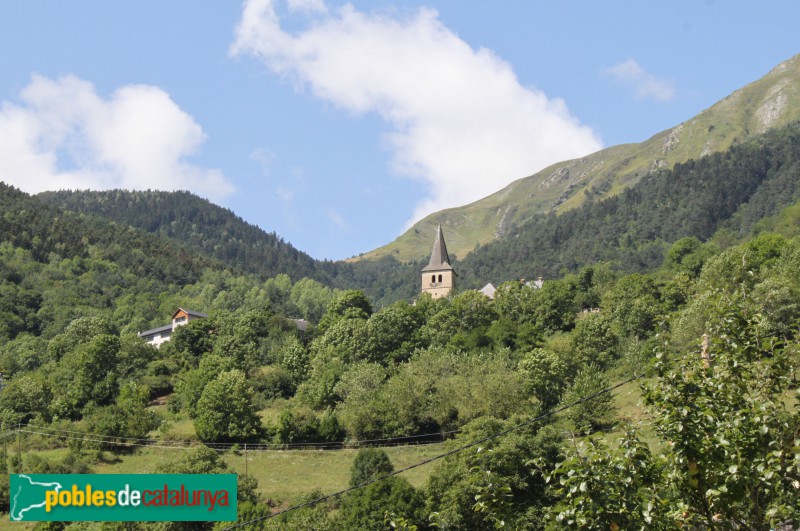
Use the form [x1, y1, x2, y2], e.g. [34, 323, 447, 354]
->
[361, 53, 800, 263]
[456, 122, 800, 286]
[36, 189, 328, 283]
[35, 188, 421, 306]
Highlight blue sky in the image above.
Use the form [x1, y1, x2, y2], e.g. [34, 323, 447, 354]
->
[1, 1, 798, 260]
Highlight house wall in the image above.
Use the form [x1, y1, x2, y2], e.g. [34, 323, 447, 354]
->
[142, 330, 172, 348]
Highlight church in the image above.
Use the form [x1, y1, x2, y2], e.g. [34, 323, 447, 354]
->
[420, 225, 543, 300]
[420, 225, 457, 299]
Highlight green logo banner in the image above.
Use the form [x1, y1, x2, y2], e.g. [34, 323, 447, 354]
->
[9, 474, 237, 522]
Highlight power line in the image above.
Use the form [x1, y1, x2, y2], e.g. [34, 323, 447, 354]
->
[19, 428, 216, 452]
[18, 423, 459, 451]
[222, 372, 645, 530]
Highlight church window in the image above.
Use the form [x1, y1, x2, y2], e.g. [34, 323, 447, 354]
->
[431, 275, 436, 283]
[438, 274, 442, 282]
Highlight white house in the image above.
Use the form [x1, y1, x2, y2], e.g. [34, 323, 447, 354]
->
[138, 308, 208, 348]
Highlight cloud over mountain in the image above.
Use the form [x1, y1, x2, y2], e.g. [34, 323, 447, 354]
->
[232, 0, 602, 224]
[0, 74, 234, 201]
[604, 59, 676, 102]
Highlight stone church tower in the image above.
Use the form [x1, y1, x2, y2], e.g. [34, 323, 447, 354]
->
[421, 225, 457, 299]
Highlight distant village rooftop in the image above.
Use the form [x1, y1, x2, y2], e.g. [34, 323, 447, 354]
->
[138, 307, 208, 348]
[139, 308, 309, 348]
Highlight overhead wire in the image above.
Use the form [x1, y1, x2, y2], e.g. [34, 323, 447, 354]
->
[15, 423, 459, 452]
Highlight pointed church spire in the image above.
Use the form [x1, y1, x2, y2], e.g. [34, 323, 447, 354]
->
[422, 224, 454, 271]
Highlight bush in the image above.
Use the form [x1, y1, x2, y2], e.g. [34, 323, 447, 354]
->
[349, 448, 394, 487]
[561, 365, 616, 432]
[274, 407, 320, 444]
[337, 477, 424, 530]
[250, 366, 295, 402]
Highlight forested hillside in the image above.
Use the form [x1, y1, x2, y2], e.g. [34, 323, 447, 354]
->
[37, 190, 326, 282]
[0, 182, 352, 342]
[458, 121, 800, 286]
[1, 119, 799, 531]
[37, 188, 421, 307]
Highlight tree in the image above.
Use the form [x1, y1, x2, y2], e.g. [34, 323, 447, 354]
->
[46, 316, 117, 362]
[340, 449, 423, 530]
[560, 365, 616, 432]
[603, 274, 662, 340]
[274, 406, 321, 444]
[176, 354, 235, 418]
[426, 417, 563, 530]
[115, 334, 158, 381]
[85, 381, 159, 448]
[534, 279, 578, 332]
[643, 296, 800, 528]
[493, 281, 539, 324]
[313, 317, 370, 363]
[318, 290, 372, 330]
[290, 277, 333, 323]
[366, 301, 424, 364]
[422, 290, 497, 348]
[170, 317, 216, 362]
[337, 476, 424, 531]
[349, 448, 395, 487]
[571, 313, 619, 370]
[294, 351, 346, 410]
[280, 338, 310, 387]
[547, 428, 672, 528]
[517, 348, 568, 410]
[0, 372, 51, 428]
[195, 370, 263, 443]
[49, 333, 121, 419]
[667, 236, 713, 278]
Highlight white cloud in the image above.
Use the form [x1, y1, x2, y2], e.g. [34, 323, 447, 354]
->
[287, 0, 327, 14]
[275, 184, 295, 203]
[604, 59, 676, 102]
[232, 0, 602, 225]
[0, 74, 234, 201]
[326, 207, 348, 229]
[250, 146, 276, 176]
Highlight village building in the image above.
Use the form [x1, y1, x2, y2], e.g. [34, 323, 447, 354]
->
[479, 283, 497, 299]
[138, 308, 208, 347]
[420, 226, 545, 300]
[139, 308, 309, 348]
[421, 225, 457, 299]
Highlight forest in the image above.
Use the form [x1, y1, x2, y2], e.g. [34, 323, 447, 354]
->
[0, 125, 799, 529]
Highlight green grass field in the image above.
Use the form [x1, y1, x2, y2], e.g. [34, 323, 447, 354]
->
[89, 442, 447, 505]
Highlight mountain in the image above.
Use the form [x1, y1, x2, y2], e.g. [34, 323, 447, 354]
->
[360, 53, 800, 263]
[34, 120, 800, 304]
[36, 189, 421, 306]
[36, 190, 328, 283]
[456, 122, 800, 286]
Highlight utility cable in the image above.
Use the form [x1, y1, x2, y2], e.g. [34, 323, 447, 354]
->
[16, 427, 454, 452]
[18, 424, 459, 451]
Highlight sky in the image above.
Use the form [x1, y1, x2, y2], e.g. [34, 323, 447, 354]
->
[0, 1, 798, 260]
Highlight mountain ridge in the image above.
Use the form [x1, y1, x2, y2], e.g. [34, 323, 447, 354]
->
[357, 53, 800, 263]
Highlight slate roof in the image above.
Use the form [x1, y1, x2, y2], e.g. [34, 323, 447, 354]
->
[421, 225, 456, 272]
[172, 308, 208, 319]
[479, 283, 497, 299]
[138, 324, 174, 338]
